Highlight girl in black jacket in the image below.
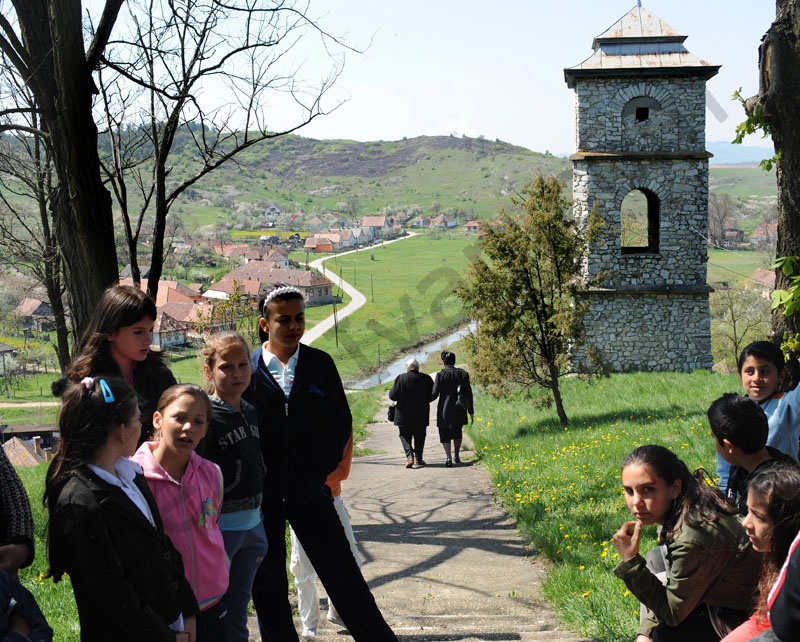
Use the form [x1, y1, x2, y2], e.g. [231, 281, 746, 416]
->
[54, 284, 176, 443]
[44, 376, 198, 642]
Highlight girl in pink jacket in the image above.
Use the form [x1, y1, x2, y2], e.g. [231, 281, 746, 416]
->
[133, 384, 228, 642]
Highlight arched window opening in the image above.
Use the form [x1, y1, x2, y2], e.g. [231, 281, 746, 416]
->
[622, 96, 662, 124]
[621, 188, 660, 254]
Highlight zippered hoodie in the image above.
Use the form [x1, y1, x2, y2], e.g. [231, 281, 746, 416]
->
[132, 443, 228, 611]
[203, 396, 265, 514]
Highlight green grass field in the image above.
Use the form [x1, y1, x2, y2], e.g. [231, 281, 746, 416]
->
[310, 232, 476, 382]
[707, 247, 773, 287]
[709, 165, 777, 198]
[468, 370, 742, 642]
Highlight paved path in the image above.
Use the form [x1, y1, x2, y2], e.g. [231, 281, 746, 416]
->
[248, 403, 590, 641]
[302, 233, 416, 345]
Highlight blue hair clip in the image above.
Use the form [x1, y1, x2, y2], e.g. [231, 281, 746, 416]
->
[98, 379, 115, 404]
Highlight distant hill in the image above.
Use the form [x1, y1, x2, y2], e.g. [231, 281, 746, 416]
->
[163, 133, 775, 232]
[707, 140, 774, 166]
[171, 134, 572, 228]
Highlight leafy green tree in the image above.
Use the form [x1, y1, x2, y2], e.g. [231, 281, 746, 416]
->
[710, 287, 771, 369]
[458, 175, 596, 427]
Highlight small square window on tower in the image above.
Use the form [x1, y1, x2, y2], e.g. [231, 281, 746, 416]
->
[635, 107, 649, 122]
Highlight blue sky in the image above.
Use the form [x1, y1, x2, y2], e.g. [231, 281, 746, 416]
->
[289, 1, 775, 154]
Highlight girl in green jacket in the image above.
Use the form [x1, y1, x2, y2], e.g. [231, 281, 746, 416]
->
[612, 445, 761, 642]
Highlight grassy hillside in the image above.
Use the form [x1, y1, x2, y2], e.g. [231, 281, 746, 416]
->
[168, 134, 572, 229]
[159, 133, 777, 251]
[709, 164, 777, 198]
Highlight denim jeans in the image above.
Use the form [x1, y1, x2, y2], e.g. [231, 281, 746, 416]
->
[221, 522, 268, 642]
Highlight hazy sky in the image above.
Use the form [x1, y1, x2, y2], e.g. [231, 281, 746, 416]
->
[287, 1, 775, 154]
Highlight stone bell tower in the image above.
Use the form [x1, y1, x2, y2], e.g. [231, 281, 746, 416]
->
[564, 3, 719, 372]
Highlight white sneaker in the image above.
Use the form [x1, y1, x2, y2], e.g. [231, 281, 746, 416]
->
[327, 610, 345, 628]
[301, 627, 316, 638]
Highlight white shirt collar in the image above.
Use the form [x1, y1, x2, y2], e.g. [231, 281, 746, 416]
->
[88, 457, 143, 487]
[261, 342, 300, 368]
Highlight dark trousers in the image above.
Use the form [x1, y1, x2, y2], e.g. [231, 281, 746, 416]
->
[253, 494, 397, 642]
[399, 424, 426, 460]
[196, 599, 227, 642]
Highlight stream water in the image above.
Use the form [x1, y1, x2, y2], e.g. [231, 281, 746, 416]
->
[346, 322, 476, 389]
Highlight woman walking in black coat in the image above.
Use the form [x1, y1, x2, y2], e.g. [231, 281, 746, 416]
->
[389, 358, 434, 468]
[431, 351, 474, 467]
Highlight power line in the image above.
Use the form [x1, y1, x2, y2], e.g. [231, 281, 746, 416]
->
[690, 226, 774, 286]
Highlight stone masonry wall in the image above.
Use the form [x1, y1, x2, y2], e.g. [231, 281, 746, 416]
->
[572, 291, 713, 372]
[573, 77, 707, 153]
[570, 73, 712, 372]
[573, 157, 709, 288]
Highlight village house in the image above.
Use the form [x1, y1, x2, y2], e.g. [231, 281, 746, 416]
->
[303, 236, 335, 253]
[157, 301, 232, 339]
[262, 247, 291, 267]
[207, 261, 334, 306]
[119, 264, 152, 279]
[722, 228, 744, 248]
[306, 215, 328, 233]
[749, 268, 776, 300]
[203, 277, 264, 302]
[263, 204, 283, 226]
[2, 429, 58, 466]
[325, 228, 357, 249]
[119, 278, 204, 307]
[14, 298, 55, 333]
[152, 309, 189, 349]
[332, 216, 358, 229]
[304, 232, 345, 253]
[430, 213, 457, 229]
[359, 215, 390, 240]
[749, 223, 778, 247]
[410, 216, 431, 229]
[463, 220, 481, 233]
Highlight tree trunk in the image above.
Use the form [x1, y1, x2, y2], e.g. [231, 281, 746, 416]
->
[549, 362, 569, 427]
[754, 1, 800, 340]
[13, 1, 118, 339]
[35, 157, 71, 373]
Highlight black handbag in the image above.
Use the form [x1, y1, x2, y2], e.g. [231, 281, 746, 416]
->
[388, 404, 396, 422]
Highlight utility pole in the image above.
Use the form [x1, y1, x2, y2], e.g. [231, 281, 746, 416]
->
[332, 299, 339, 348]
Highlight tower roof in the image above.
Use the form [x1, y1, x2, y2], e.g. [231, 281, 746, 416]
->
[564, 4, 719, 87]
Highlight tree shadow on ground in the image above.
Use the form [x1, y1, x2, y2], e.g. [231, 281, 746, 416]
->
[514, 405, 684, 438]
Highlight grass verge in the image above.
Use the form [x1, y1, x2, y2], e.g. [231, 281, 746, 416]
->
[466, 370, 741, 642]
